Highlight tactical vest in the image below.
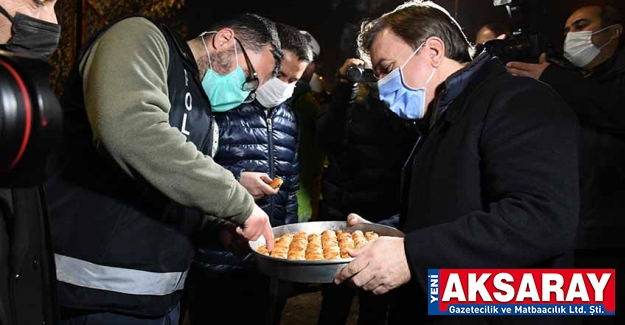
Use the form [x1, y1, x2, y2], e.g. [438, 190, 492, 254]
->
[45, 18, 215, 317]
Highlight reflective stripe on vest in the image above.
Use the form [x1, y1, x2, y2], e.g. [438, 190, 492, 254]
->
[55, 254, 187, 296]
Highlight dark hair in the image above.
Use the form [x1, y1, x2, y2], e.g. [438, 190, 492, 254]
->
[599, 5, 623, 28]
[483, 22, 512, 37]
[358, 1, 472, 64]
[209, 13, 283, 75]
[300, 32, 320, 62]
[276, 23, 314, 62]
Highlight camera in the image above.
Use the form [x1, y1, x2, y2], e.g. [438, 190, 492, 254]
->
[486, 0, 558, 64]
[0, 51, 62, 187]
[346, 66, 377, 83]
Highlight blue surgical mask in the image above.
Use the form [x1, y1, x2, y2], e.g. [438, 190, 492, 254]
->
[200, 32, 251, 112]
[377, 42, 436, 120]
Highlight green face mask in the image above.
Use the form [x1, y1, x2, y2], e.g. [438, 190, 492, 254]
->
[200, 32, 251, 112]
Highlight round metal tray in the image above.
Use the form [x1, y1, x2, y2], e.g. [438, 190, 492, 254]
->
[248, 221, 404, 283]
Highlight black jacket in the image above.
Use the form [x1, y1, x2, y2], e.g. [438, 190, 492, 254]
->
[0, 188, 58, 325]
[540, 45, 625, 249]
[214, 101, 299, 226]
[390, 54, 580, 324]
[317, 83, 418, 222]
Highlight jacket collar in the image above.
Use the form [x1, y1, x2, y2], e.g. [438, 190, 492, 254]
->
[595, 43, 625, 80]
[427, 52, 498, 129]
[160, 24, 200, 77]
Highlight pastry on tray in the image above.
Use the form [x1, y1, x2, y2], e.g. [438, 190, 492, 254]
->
[255, 229, 380, 261]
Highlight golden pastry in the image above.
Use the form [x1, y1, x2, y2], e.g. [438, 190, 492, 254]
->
[287, 232, 308, 260]
[257, 230, 381, 261]
[352, 230, 367, 249]
[365, 231, 379, 242]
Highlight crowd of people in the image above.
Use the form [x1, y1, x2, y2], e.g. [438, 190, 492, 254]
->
[0, 0, 623, 324]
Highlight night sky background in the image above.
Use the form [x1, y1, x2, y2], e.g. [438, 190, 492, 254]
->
[177, 0, 625, 83]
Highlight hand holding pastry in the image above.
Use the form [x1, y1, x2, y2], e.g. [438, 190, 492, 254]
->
[240, 172, 279, 199]
[269, 177, 283, 190]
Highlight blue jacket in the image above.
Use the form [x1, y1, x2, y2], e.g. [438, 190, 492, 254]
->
[214, 100, 299, 226]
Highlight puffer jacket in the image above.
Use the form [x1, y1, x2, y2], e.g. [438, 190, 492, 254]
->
[214, 100, 299, 226]
[191, 100, 299, 274]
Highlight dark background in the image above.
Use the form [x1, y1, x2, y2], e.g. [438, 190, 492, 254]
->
[51, 0, 625, 94]
[178, 0, 625, 84]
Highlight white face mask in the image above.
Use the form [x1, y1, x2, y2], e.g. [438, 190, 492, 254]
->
[255, 77, 296, 108]
[309, 73, 323, 93]
[564, 25, 616, 68]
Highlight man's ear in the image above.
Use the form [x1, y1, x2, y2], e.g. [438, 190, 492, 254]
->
[212, 28, 235, 50]
[614, 24, 623, 39]
[424, 37, 445, 68]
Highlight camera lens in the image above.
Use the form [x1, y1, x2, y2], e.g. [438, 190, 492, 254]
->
[0, 52, 62, 186]
[346, 66, 364, 83]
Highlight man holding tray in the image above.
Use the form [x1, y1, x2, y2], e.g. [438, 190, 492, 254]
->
[335, 1, 580, 324]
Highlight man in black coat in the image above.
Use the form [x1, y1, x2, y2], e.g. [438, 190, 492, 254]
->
[507, 6, 624, 323]
[335, 1, 580, 324]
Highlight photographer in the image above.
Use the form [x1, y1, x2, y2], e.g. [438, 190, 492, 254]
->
[0, 1, 61, 325]
[475, 22, 512, 47]
[315, 58, 418, 325]
[507, 6, 624, 322]
[333, 1, 579, 323]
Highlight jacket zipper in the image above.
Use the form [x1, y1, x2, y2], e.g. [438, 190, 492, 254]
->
[200, 115, 215, 157]
[266, 109, 275, 222]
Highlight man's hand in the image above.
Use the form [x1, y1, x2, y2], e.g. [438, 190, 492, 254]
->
[339, 58, 366, 75]
[334, 236, 411, 295]
[217, 221, 252, 256]
[237, 204, 274, 251]
[338, 58, 366, 83]
[240, 172, 279, 200]
[506, 53, 550, 80]
[346, 213, 372, 227]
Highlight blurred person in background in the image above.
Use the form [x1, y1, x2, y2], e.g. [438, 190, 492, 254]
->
[292, 30, 326, 223]
[475, 22, 511, 45]
[186, 22, 313, 325]
[315, 57, 419, 325]
[474, 22, 512, 54]
[507, 5, 624, 323]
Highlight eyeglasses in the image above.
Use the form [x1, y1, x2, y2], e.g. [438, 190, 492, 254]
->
[234, 37, 260, 93]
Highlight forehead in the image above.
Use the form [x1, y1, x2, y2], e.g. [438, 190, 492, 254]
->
[566, 6, 601, 27]
[478, 26, 496, 35]
[370, 28, 412, 63]
[280, 50, 298, 70]
[280, 50, 306, 75]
